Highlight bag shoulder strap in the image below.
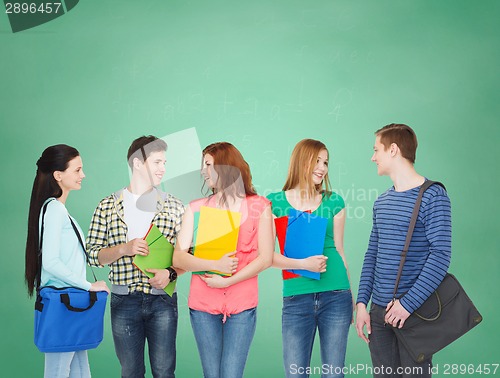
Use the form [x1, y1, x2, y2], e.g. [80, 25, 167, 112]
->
[392, 180, 446, 300]
[68, 216, 97, 282]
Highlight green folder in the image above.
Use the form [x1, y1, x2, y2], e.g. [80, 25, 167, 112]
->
[133, 224, 176, 296]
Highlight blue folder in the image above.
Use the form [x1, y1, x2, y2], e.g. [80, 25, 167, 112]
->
[283, 208, 328, 280]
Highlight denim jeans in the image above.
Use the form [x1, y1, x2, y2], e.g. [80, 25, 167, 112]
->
[44, 351, 91, 378]
[111, 292, 178, 378]
[282, 290, 352, 378]
[369, 304, 432, 378]
[189, 307, 257, 378]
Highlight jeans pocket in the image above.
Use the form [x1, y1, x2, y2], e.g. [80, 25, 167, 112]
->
[110, 293, 125, 309]
[332, 289, 353, 303]
[158, 294, 178, 315]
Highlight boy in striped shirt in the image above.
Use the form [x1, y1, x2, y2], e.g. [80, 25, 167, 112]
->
[356, 124, 451, 378]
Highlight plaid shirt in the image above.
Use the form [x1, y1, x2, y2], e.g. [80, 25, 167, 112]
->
[86, 188, 185, 294]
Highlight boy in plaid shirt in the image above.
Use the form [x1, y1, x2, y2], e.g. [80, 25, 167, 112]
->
[87, 135, 184, 378]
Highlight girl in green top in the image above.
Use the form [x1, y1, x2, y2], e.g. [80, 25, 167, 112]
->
[267, 139, 352, 378]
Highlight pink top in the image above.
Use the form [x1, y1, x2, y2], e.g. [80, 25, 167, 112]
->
[187, 194, 270, 321]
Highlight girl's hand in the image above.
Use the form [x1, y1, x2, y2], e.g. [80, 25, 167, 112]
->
[300, 255, 328, 273]
[200, 273, 230, 289]
[215, 252, 238, 275]
[89, 280, 110, 294]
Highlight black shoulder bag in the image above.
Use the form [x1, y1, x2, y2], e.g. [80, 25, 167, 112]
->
[391, 180, 482, 363]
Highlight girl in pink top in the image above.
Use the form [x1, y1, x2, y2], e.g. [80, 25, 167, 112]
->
[173, 142, 274, 378]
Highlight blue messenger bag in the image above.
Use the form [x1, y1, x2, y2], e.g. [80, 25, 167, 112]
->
[34, 286, 107, 352]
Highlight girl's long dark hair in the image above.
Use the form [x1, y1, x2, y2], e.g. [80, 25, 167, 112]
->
[25, 144, 79, 297]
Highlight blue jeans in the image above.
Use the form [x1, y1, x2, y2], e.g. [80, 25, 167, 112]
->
[369, 304, 432, 378]
[282, 290, 352, 378]
[111, 292, 178, 378]
[44, 351, 90, 378]
[189, 307, 257, 378]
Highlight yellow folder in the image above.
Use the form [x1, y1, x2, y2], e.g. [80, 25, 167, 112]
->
[133, 224, 176, 296]
[194, 206, 242, 276]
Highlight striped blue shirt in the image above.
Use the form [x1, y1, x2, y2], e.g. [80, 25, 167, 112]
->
[356, 182, 452, 313]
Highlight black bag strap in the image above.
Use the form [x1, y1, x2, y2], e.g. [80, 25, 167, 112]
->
[37, 199, 97, 291]
[60, 291, 98, 312]
[68, 216, 97, 282]
[392, 180, 446, 300]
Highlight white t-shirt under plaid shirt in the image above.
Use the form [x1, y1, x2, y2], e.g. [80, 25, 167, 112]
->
[123, 188, 155, 240]
[86, 187, 185, 294]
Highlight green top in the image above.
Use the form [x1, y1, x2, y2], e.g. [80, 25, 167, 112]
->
[266, 191, 350, 297]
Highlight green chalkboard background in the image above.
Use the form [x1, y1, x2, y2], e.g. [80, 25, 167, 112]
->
[1, 1, 499, 377]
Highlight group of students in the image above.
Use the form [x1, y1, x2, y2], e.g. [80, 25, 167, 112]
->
[25, 123, 451, 378]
